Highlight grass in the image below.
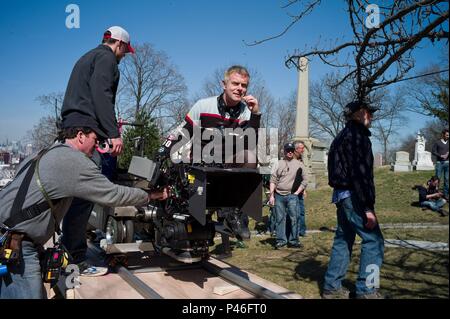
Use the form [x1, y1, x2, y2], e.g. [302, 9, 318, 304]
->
[218, 167, 449, 299]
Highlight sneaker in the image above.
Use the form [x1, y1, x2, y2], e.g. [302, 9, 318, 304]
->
[356, 290, 384, 299]
[288, 242, 303, 248]
[322, 288, 350, 299]
[77, 261, 108, 277]
[236, 240, 246, 249]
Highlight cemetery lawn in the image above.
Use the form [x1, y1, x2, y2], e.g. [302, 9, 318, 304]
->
[213, 167, 449, 299]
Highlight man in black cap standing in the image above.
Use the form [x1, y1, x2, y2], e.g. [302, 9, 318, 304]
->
[0, 114, 168, 299]
[268, 142, 305, 249]
[60, 26, 135, 273]
[322, 101, 384, 299]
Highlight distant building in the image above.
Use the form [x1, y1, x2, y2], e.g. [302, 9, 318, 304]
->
[25, 143, 33, 156]
[0, 152, 11, 165]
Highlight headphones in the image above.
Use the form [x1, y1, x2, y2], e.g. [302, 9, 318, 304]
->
[217, 94, 244, 119]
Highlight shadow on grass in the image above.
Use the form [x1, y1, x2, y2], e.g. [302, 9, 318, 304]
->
[210, 239, 248, 256]
[254, 215, 271, 235]
[410, 201, 422, 208]
[381, 248, 449, 298]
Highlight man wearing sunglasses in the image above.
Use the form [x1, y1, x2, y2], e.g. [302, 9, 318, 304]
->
[269, 143, 305, 249]
[323, 101, 384, 299]
[60, 26, 135, 274]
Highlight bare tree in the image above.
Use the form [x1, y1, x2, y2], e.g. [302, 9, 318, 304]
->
[35, 92, 64, 120]
[309, 73, 354, 140]
[372, 88, 408, 163]
[309, 72, 391, 139]
[119, 43, 188, 135]
[276, 93, 297, 155]
[246, 0, 449, 101]
[405, 61, 449, 124]
[26, 92, 65, 150]
[26, 116, 58, 150]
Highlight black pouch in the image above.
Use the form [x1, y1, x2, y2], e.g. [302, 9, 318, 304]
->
[0, 232, 24, 264]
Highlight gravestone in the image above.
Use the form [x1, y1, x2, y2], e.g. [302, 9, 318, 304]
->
[393, 151, 412, 172]
[412, 131, 434, 171]
[374, 153, 383, 167]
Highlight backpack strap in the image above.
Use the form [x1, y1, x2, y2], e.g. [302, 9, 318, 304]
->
[3, 145, 63, 232]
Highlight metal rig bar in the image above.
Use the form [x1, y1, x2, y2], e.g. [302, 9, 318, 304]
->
[115, 265, 163, 299]
[201, 260, 286, 299]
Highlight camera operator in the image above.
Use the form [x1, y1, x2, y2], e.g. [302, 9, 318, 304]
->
[157, 65, 261, 259]
[0, 114, 168, 299]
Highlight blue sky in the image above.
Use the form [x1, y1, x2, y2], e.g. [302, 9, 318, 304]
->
[0, 0, 445, 149]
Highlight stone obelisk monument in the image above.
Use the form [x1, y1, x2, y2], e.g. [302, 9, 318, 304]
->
[294, 57, 317, 189]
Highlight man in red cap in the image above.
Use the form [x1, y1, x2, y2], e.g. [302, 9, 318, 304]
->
[59, 26, 135, 275]
[62, 25, 135, 152]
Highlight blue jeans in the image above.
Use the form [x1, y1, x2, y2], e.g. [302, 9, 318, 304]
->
[421, 199, 446, 211]
[274, 193, 299, 246]
[298, 196, 306, 236]
[101, 153, 117, 181]
[435, 161, 449, 197]
[0, 241, 46, 299]
[61, 197, 94, 263]
[61, 151, 102, 263]
[324, 196, 384, 296]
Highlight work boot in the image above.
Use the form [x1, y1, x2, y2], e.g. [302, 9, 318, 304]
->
[322, 287, 350, 299]
[356, 290, 384, 299]
[274, 242, 286, 250]
[224, 210, 250, 241]
[438, 208, 449, 217]
[288, 242, 303, 249]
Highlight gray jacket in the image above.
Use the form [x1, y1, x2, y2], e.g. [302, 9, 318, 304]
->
[270, 159, 308, 196]
[0, 143, 148, 244]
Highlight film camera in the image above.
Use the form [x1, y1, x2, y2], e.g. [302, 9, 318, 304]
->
[89, 156, 262, 263]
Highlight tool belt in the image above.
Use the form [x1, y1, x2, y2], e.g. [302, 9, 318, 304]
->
[0, 230, 24, 265]
[1, 227, 68, 284]
[40, 245, 69, 285]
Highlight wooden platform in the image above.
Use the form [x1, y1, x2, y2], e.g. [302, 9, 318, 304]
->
[70, 251, 302, 299]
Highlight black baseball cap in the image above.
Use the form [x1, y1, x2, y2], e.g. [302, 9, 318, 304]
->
[62, 112, 108, 140]
[344, 101, 379, 115]
[284, 142, 295, 151]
